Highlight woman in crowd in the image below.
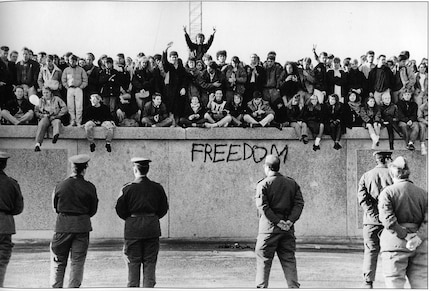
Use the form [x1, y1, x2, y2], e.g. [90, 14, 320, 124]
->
[179, 95, 207, 128]
[278, 62, 300, 106]
[302, 94, 324, 151]
[322, 94, 344, 150]
[286, 94, 308, 143]
[360, 96, 381, 149]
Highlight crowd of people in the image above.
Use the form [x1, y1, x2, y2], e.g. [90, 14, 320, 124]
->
[0, 28, 428, 154]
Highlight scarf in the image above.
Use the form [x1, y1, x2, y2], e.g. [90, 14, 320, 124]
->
[348, 101, 361, 115]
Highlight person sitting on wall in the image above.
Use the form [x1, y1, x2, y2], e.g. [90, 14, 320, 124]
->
[203, 89, 232, 128]
[179, 95, 207, 128]
[34, 86, 68, 152]
[116, 92, 140, 127]
[83, 94, 115, 152]
[397, 88, 419, 151]
[322, 93, 344, 150]
[243, 91, 275, 128]
[141, 93, 173, 127]
[226, 93, 248, 127]
[0, 85, 34, 125]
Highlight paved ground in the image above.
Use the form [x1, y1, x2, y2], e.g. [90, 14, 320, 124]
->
[5, 241, 388, 289]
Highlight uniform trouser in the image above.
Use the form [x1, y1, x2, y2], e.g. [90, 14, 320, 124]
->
[35, 117, 61, 145]
[362, 224, 383, 282]
[0, 235, 13, 288]
[255, 232, 300, 288]
[67, 87, 83, 125]
[399, 121, 419, 144]
[102, 96, 118, 118]
[84, 121, 115, 143]
[381, 250, 428, 288]
[123, 237, 160, 288]
[50, 232, 89, 288]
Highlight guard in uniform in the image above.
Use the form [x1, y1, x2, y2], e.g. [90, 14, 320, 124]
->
[115, 157, 169, 288]
[255, 155, 304, 288]
[357, 151, 393, 288]
[378, 156, 427, 288]
[0, 151, 24, 287]
[50, 154, 99, 288]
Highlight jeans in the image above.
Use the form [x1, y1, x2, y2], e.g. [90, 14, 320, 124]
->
[124, 238, 160, 288]
[0, 235, 13, 287]
[362, 224, 383, 282]
[84, 120, 115, 142]
[35, 117, 61, 144]
[399, 121, 419, 144]
[50, 232, 89, 288]
[66, 87, 83, 125]
[255, 232, 300, 288]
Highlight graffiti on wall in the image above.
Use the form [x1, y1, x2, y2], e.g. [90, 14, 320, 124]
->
[191, 143, 288, 163]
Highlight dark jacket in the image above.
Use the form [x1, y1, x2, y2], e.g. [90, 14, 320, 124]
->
[197, 69, 227, 94]
[99, 68, 121, 98]
[347, 68, 367, 96]
[380, 103, 398, 123]
[397, 100, 418, 123]
[184, 32, 214, 60]
[115, 176, 169, 239]
[255, 172, 304, 234]
[0, 170, 24, 234]
[53, 175, 99, 233]
[225, 101, 247, 118]
[83, 103, 113, 124]
[132, 68, 155, 95]
[326, 69, 348, 97]
[16, 59, 40, 88]
[142, 101, 169, 122]
[83, 64, 100, 95]
[3, 98, 34, 116]
[313, 62, 327, 91]
[368, 66, 393, 93]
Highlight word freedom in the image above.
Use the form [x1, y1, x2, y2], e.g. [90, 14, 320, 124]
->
[191, 143, 288, 163]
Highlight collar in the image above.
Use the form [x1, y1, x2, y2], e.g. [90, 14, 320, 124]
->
[267, 171, 282, 178]
[0, 170, 6, 176]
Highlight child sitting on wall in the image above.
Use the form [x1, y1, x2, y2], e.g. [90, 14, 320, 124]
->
[204, 89, 232, 128]
[179, 96, 207, 128]
[243, 91, 275, 128]
[141, 93, 173, 127]
[380, 92, 401, 150]
[360, 96, 381, 149]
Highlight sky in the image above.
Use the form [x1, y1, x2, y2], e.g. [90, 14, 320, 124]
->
[0, 1, 428, 66]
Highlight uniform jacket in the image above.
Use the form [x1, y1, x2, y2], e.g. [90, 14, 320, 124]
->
[255, 172, 304, 234]
[52, 174, 98, 233]
[61, 66, 88, 89]
[397, 100, 418, 123]
[378, 179, 427, 252]
[357, 165, 393, 225]
[115, 176, 169, 239]
[0, 170, 24, 234]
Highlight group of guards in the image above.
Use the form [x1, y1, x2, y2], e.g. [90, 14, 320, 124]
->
[0, 148, 427, 288]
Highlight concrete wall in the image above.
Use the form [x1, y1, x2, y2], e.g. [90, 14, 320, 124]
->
[0, 126, 427, 243]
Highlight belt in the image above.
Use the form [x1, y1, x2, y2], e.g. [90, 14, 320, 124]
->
[60, 212, 83, 216]
[130, 213, 156, 217]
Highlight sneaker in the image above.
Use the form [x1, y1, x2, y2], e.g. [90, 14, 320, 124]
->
[421, 144, 427, 155]
[105, 143, 112, 152]
[302, 135, 308, 144]
[408, 143, 415, 151]
[52, 134, 59, 144]
[334, 142, 342, 150]
[90, 143, 96, 152]
[313, 144, 320, 151]
[34, 145, 41, 152]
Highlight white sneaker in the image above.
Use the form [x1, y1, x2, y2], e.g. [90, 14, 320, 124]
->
[421, 144, 427, 155]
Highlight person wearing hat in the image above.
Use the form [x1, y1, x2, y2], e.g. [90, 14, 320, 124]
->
[82, 93, 115, 152]
[183, 25, 216, 61]
[255, 154, 304, 288]
[397, 87, 419, 151]
[50, 154, 98, 288]
[357, 150, 393, 288]
[0, 152, 24, 287]
[115, 158, 169, 287]
[378, 156, 427, 288]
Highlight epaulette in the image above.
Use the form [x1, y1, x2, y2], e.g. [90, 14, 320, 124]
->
[121, 181, 134, 189]
[8, 176, 18, 183]
[256, 177, 265, 185]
